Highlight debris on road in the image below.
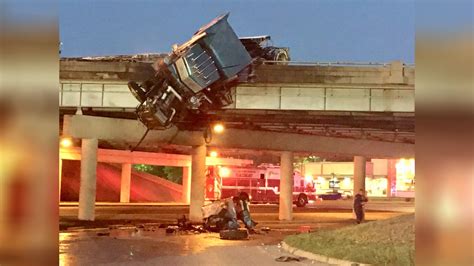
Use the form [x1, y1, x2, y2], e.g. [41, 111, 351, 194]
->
[164, 215, 207, 235]
[275, 256, 306, 262]
[219, 228, 249, 240]
[165, 226, 179, 234]
[202, 192, 259, 240]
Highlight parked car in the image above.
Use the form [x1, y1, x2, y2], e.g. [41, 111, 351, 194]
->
[318, 192, 343, 200]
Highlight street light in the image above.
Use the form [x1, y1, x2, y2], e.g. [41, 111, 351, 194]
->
[219, 166, 231, 178]
[60, 137, 73, 148]
[210, 151, 218, 157]
[213, 123, 225, 134]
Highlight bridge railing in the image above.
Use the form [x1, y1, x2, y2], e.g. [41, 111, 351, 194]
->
[59, 82, 414, 112]
[261, 60, 415, 67]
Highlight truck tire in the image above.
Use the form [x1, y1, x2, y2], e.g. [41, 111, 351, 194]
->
[296, 194, 307, 207]
[274, 49, 289, 62]
[219, 228, 249, 240]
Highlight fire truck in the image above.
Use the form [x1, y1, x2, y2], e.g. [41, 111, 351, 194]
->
[205, 165, 317, 207]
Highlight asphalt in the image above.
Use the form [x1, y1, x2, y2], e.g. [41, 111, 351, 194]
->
[59, 201, 414, 265]
[59, 200, 414, 230]
[60, 224, 329, 265]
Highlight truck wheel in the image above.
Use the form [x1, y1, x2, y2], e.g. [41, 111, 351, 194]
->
[219, 228, 249, 240]
[296, 194, 307, 207]
[274, 49, 289, 62]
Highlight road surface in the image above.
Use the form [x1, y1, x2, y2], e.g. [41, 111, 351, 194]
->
[59, 201, 412, 265]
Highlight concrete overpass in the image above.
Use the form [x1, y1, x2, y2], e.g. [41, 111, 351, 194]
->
[59, 56, 415, 222]
[60, 57, 414, 143]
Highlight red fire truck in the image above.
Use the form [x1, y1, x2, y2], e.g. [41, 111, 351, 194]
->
[205, 165, 317, 207]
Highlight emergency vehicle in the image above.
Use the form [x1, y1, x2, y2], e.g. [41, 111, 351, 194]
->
[205, 165, 317, 207]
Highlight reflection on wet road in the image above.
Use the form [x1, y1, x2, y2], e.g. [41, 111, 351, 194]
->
[59, 203, 411, 265]
[60, 227, 328, 265]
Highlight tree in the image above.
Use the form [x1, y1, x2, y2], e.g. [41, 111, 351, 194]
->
[132, 164, 182, 184]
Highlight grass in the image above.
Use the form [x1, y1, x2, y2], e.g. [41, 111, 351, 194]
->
[284, 213, 415, 265]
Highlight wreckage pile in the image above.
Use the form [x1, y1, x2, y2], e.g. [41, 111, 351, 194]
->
[162, 192, 258, 240]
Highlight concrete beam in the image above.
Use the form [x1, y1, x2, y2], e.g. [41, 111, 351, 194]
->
[62, 115, 203, 146]
[63, 115, 414, 158]
[60, 59, 414, 86]
[60, 147, 253, 167]
[61, 147, 192, 166]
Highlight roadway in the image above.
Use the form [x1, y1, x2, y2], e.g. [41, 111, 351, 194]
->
[59, 201, 413, 265]
[59, 200, 414, 230]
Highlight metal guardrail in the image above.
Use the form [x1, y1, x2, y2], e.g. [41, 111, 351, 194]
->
[261, 60, 415, 67]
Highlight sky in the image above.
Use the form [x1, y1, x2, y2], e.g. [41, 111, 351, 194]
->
[55, 0, 415, 63]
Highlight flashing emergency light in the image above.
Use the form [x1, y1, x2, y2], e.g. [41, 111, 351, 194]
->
[60, 138, 73, 148]
[304, 175, 313, 183]
[219, 167, 231, 177]
[210, 151, 218, 157]
[213, 123, 225, 133]
[396, 158, 415, 176]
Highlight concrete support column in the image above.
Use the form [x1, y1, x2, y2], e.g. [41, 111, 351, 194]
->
[120, 163, 132, 203]
[279, 151, 294, 221]
[59, 158, 63, 202]
[189, 145, 206, 222]
[78, 139, 98, 221]
[181, 166, 191, 204]
[353, 156, 367, 195]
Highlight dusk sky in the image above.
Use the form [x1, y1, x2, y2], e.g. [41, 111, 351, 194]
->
[58, 0, 414, 63]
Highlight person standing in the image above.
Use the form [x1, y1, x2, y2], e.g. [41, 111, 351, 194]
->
[353, 189, 368, 224]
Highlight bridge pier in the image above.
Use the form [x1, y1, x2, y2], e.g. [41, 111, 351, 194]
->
[353, 156, 367, 196]
[189, 145, 207, 222]
[78, 138, 98, 221]
[120, 163, 132, 203]
[279, 151, 294, 221]
[59, 158, 63, 201]
[181, 166, 191, 204]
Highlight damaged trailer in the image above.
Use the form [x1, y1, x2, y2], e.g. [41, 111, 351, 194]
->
[128, 13, 289, 129]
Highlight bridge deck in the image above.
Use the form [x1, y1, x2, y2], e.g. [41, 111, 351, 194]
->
[59, 58, 415, 145]
[60, 59, 414, 113]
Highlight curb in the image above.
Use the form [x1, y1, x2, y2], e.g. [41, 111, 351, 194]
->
[281, 241, 371, 266]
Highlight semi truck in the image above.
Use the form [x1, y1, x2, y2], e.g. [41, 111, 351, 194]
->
[128, 13, 289, 129]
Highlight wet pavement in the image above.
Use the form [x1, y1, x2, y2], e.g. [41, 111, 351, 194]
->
[59, 201, 411, 230]
[59, 202, 412, 265]
[60, 226, 329, 265]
